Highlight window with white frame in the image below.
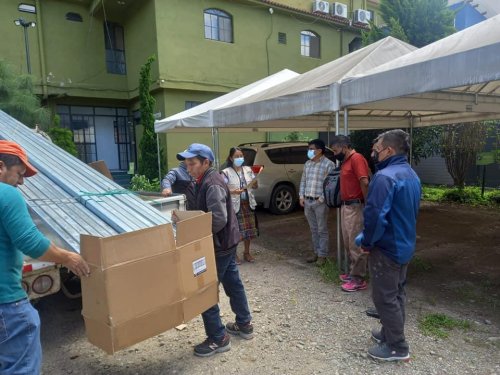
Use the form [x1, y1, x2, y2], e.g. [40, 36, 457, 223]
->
[300, 30, 320, 58]
[204, 9, 233, 43]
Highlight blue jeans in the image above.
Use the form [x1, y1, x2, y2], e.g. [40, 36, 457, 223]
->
[0, 298, 42, 375]
[202, 249, 252, 342]
[304, 199, 330, 257]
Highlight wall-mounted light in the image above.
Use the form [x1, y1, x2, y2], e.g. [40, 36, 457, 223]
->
[18, 4, 36, 14]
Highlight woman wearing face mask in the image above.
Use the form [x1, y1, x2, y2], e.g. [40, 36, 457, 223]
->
[222, 147, 259, 264]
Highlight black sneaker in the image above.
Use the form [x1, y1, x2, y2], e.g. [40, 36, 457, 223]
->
[371, 328, 385, 344]
[368, 343, 410, 362]
[226, 321, 254, 340]
[365, 307, 380, 319]
[193, 334, 231, 357]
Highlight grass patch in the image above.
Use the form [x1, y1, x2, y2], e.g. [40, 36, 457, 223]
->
[318, 258, 341, 284]
[421, 185, 500, 206]
[411, 255, 433, 273]
[421, 185, 447, 202]
[419, 313, 471, 338]
[454, 280, 500, 311]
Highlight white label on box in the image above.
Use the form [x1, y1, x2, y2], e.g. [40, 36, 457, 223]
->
[192, 257, 207, 276]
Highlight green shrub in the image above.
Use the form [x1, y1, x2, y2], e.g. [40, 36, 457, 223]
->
[129, 174, 160, 192]
[421, 185, 446, 202]
[486, 190, 500, 205]
[440, 186, 493, 205]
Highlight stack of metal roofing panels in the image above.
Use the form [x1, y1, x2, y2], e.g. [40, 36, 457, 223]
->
[0, 110, 171, 253]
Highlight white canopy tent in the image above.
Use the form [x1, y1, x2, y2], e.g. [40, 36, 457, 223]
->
[154, 37, 417, 134]
[154, 69, 299, 132]
[213, 14, 500, 131]
[154, 69, 299, 167]
[339, 14, 500, 127]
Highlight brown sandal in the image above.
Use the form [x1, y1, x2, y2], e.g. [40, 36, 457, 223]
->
[243, 253, 255, 263]
[235, 255, 242, 265]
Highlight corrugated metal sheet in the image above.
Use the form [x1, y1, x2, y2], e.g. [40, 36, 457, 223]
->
[0, 110, 170, 253]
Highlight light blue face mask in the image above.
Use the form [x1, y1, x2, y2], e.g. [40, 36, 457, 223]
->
[307, 149, 316, 160]
[234, 157, 244, 167]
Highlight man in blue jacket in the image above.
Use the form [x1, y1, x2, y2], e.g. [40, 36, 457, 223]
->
[355, 130, 421, 361]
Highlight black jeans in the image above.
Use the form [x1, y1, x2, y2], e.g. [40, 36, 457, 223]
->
[201, 248, 252, 342]
[369, 248, 409, 350]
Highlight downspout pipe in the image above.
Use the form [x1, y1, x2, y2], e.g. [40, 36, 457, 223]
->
[35, 0, 48, 100]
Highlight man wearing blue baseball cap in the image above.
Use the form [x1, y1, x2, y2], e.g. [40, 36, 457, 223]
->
[175, 143, 254, 357]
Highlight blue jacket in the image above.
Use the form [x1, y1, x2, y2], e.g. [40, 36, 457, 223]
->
[161, 162, 192, 194]
[360, 155, 421, 264]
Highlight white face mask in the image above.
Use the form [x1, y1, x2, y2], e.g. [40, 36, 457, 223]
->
[307, 149, 316, 160]
[234, 157, 244, 167]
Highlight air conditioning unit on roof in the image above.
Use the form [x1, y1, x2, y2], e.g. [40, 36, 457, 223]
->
[312, 0, 330, 14]
[353, 9, 370, 24]
[331, 2, 348, 18]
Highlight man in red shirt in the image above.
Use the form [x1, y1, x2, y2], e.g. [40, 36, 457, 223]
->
[330, 136, 370, 292]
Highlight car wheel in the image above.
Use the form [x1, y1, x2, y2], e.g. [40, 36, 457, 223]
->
[269, 184, 296, 215]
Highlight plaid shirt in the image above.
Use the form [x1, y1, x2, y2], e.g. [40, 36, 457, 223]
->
[299, 156, 335, 199]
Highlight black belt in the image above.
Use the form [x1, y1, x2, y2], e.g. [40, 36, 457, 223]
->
[305, 196, 320, 200]
[342, 199, 364, 205]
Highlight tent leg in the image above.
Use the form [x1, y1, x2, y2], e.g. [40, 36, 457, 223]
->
[156, 134, 162, 182]
[343, 108, 349, 273]
[335, 111, 342, 272]
[211, 128, 220, 170]
[409, 117, 414, 167]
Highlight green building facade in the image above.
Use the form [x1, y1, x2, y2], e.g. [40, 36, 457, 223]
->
[0, 0, 379, 173]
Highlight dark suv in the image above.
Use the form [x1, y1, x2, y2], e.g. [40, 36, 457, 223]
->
[239, 142, 337, 214]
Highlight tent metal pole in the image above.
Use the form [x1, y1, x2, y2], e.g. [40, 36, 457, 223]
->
[343, 108, 349, 273]
[335, 111, 342, 271]
[156, 134, 162, 182]
[216, 128, 220, 170]
[409, 117, 414, 167]
[211, 127, 220, 170]
[344, 107, 348, 136]
[211, 128, 218, 170]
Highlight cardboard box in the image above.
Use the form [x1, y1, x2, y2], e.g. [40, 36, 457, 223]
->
[81, 211, 218, 354]
[88, 160, 113, 180]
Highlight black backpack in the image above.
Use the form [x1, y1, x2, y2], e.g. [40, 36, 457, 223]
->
[323, 167, 341, 208]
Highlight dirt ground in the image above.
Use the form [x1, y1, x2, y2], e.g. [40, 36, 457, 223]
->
[38, 203, 500, 374]
[258, 201, 500, 324]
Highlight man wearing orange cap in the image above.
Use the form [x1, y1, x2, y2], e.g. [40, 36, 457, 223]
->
[0, 140, 90, 374]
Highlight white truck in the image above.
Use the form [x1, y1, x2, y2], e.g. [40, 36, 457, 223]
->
[22, 194, 186, 300]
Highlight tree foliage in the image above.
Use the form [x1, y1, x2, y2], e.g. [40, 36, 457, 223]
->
[0, 60, 78, 155]
[137, 55, 161, 181]
[441, 123, 487, 188]
[47, 115, 78, 156]
[0, 60, 51, 127]
[362, 0, 455, 47]
[349, 126, 442, 169]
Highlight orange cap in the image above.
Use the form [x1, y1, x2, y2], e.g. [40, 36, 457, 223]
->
[0, 140, 38, 177]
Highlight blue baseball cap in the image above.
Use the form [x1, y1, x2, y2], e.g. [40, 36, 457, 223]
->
[176, 143, 215, 161]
